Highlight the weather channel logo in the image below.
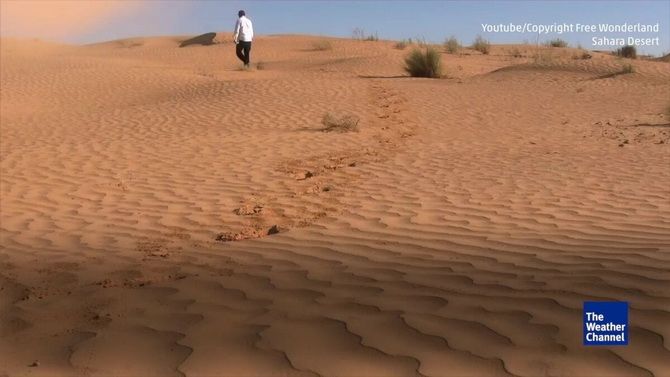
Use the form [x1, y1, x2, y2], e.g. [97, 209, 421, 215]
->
[583, 301, 628, 346]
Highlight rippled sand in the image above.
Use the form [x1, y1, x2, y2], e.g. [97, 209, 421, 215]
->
[1, 35, 669, 376]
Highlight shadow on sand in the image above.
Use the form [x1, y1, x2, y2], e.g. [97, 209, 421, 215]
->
[180, 33, 217, 48]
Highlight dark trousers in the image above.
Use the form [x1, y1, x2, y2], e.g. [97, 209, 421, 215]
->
[236, 41, 252, 66]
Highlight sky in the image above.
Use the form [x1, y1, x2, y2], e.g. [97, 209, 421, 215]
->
[1, 0, 669, 56]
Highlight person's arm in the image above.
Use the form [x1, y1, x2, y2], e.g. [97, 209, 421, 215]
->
[233, 19, 241, 43]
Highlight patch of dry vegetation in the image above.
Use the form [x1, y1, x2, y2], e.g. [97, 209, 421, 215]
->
[471, 35, 490, 55]
[546, 38, 568, 48]
[404, 47, 442, 78]
[394, 40, 409, 50]
[614, 45, 637, 59]
[321, 113, 360, 133]
[312, 40, 333, 51]
[620, 63, 635, 74]
[444, 36, 460, 54]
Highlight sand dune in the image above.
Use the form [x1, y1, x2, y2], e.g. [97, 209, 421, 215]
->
[1, 35, 669, 376]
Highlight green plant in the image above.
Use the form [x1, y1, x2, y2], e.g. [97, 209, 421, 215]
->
[404, 47, 442, 78]
[444, 36, 460, 54]
[546, 38, 568, 48]
[615, 45, 637, 59]
[472, 35, 490, 54]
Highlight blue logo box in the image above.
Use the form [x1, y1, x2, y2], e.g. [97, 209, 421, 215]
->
[583, 301, 628, 346]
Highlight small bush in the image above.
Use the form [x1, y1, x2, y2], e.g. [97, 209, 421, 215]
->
[394, 40, 409, 50]
[620, 63, 635, 74]
[352, 28, 378, 41]
[510, 48, 523, 58]
[312, 40, 333, 51]
[364, 33, 379, 41]
[574, 50, 592, 60]
[444, 36, 460, 54]
[472, 35, 490, 55]
[546, 38, 568, 48]
[322, 113, 360, 133]
[615, 45, 637, 59]
[404, 47, 442, 78]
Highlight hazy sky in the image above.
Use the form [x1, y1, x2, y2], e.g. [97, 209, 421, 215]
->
[1, 0, 668, 55]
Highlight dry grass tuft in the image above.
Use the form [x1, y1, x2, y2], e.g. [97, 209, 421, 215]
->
[322, 113, 360, 133]
[620, 63, 635, 74]
[546, 38, 568, 48]
[573, 50, 592, 60]
[471, 35, 490, 54]
[615, 45, 637, 59]
[404, 47, 443, 78]
[394, 40, 409, 50]
[444, 36, 460, 54]
[312, 40, 333, 51]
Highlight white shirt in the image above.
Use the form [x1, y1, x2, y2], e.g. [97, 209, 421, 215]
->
[234, 16, 254, 42]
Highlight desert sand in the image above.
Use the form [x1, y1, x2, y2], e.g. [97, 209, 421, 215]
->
[1, 34, 669, 376]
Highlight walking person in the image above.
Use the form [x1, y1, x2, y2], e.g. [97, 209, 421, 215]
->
[234, 10, 253, 67]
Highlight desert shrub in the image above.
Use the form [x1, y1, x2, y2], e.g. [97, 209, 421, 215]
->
[472, 35, 490, 54]
[312, 40, 332, 51]
[364, 33, 379, 41]
[395, 40, 409, 50]
[615, 45, 637, 59]
[574, 50, 592, 60]
[404, 47, 442, 78]
[322, 113, 360, 132]
[510, 48, 523, 58]
[352, 27, 365, 40]
[546, 38, 568, 48]
[415, 36, 427, 47]
[444, 36, 460, 54]
[620, 63, 635, 74]
[352, 28, 378, 41]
